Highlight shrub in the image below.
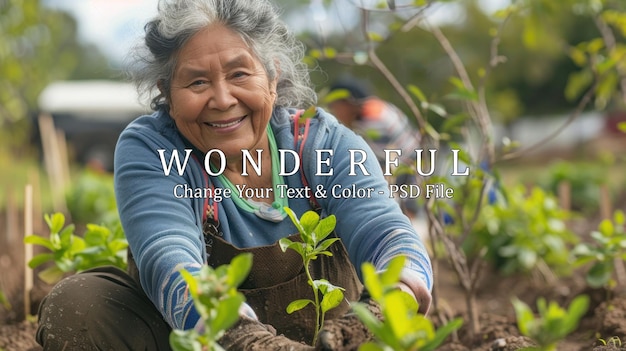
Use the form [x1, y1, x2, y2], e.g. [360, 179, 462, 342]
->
[24, 212, 127, 284]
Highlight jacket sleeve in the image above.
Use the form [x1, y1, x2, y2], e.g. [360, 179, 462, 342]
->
[114, 117, 205, 330]
[302, 109, 433, 292]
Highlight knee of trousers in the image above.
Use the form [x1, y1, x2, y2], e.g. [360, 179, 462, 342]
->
[36, 266, 172, 351]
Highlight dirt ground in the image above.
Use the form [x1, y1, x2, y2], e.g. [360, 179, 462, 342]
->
[2, 214, 626, 351]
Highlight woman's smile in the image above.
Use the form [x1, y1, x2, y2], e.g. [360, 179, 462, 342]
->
[205, 115, 247, 131]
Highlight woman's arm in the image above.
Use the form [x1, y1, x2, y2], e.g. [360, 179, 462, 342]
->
[114, 116, 206, 329]
[303, 110, 433, 311]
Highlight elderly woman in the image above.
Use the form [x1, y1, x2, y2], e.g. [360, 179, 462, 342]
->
[36, 0, 432, 350]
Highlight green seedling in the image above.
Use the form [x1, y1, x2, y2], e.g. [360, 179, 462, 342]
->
[572, 210, 626, 289]
[279, 207, 345, 346]
[512, 295, 589, 351]
[169, 253, 253, 351]
[597, 336, 623, 348]
[24, 212, 127, 284]
[354, 255, 462, 351]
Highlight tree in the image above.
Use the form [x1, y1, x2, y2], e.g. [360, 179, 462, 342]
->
[299, 0, 625, 340]
[0, 0, 111, 148]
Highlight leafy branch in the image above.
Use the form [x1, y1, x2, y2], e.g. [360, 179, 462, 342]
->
[279, 207, 345, 346]
[169, 253, 253, 351]
[24, 212, 127, 284]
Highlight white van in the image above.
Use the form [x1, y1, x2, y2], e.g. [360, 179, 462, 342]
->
[37, 80, 150, 171]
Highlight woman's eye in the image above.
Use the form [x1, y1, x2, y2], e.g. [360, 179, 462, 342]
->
[189, 80, 207, 87]
[232, 71, 248, 79]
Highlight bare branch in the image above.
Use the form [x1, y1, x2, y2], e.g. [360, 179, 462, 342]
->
[358, 7, 435, 142]
[499, 79, 598, 162]
[426, 21, 496, 164]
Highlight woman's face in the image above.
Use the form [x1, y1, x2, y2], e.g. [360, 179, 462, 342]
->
[168, 24, 277, 158]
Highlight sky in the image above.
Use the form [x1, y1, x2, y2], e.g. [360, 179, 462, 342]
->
[43, 0, 158, 64]
[42, 0, 511, 64]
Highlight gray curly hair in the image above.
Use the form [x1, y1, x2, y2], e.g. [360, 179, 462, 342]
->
[127, 0, 317, 111]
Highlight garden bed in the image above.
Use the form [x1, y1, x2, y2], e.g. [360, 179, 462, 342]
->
[1, 214, 626, 351]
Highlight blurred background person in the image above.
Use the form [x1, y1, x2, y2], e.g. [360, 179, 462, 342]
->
[324, 75, 422, 217]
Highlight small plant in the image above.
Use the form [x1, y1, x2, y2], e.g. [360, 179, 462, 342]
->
[279, 207, 345, 346]
[540, 161, 607, 215]
[572, 210, 626, 289]
[597, 336, 623, 348]
[65, 168, 119, 226]
[169, 253, 252, 351]
[512, 294, 589, 351]
[24, 212, 128, 284]
[470, 185, 577, 277]
[353, 255, 462, 351]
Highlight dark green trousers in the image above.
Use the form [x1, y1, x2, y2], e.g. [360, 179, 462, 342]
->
[36, 266, 172, 351]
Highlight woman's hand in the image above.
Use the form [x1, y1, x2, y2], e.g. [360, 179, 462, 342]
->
[396, 278, 431, 315]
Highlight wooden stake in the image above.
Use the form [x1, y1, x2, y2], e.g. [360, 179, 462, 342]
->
[24, 184, 33, 317]
[38, 113, 68, 213]
[558, 181, 571, 212]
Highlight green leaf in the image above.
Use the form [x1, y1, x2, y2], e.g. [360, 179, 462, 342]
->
[421, 318, 463, 351]
[383, 290, 414, 337]
[321, 288, 344, 313]
[179, 269, 199, 298]
[586, 261, 613, 288]
[283, 207, 306, 236]
[368, 32, 384, 42]
[300, 211, 320, 241]
[169, 329, 203, 351]
[323, 89, 351, 104]
[614, 210, 625, 225]
[45, 213, 65, 234]
[565, 69, 593, 101]
[561, 295, 589, 334]
[352, 302, 383, 334]
[599, 219, 614, 236]
[380, 255, 405, 287]
[84, 224, 109, 245]
[314, 215, 336, 242]
[441, 113, 469, 133]
[28, 253, 55, 269]
[407, 84, 427, 103]
[226, 253, 253, 288]
[24, 235, 54, 250]
[279, 238, 305, 256]
[210, 295, 245, 332]
[286, 299, 313, 314]
[314, 237, 340, 253]
[358, 342, 385, 351]
[362, 263, 383, 300]
[512, 297, 534, 336]
[426, 103, 447, 117]
[323, 47, 337, 59]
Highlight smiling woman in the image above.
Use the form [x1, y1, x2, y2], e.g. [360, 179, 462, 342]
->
[34, 0, 434, 350]
[168, 24, 277, 162]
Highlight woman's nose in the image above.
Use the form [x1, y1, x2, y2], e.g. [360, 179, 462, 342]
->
[208, 81, 237, 110]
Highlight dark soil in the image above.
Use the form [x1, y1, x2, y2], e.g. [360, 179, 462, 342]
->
[2, 213, 626, 351]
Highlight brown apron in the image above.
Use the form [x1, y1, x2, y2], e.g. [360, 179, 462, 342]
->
[127, 222, 362, 345]
[127, 112, 363, 344]
[205, 228, 362, 344]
